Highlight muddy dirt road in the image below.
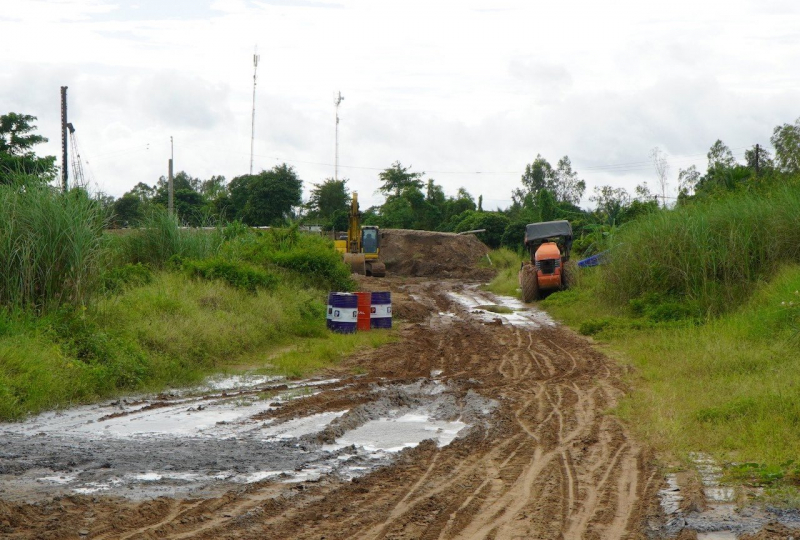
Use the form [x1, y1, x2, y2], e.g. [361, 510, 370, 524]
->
[0, 278, 662, 539]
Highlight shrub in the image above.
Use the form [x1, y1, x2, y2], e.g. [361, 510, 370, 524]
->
[179, 258, 279, 292]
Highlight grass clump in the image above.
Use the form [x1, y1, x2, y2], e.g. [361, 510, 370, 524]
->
[107, 209, 222, 268]
[602, 183, 800, 315]
[0, 185, 106, 311]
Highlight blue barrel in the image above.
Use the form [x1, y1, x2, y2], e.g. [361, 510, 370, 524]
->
[370, 291, 392, 329]
[327, 292, 358, 334]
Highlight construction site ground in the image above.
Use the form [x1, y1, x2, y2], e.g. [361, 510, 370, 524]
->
[2, 272, 797, 538]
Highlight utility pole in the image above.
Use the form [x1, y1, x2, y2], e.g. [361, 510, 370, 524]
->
[250, 46, 260, 175]
[168, 136, 174, 216]
[334, 91, 344, 181]
[755, 144, 761, 175]
[60, 86, 68, 191]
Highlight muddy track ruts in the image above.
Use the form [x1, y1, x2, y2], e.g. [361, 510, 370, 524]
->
[0, 278, 662, 539]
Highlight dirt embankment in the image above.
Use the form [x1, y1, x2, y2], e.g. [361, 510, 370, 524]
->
[380, 229, 494, 280]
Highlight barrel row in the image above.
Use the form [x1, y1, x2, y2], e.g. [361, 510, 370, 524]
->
[327, 291, 392, 334]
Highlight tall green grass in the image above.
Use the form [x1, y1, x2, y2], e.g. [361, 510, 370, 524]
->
[106, 209, 222, 268]
[603, 184, 800, 315]
[0, 185, 106, 311]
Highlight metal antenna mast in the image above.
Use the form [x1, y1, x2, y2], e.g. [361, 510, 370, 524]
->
[334, 91, 344, 181]
[250, 46, 260, 175]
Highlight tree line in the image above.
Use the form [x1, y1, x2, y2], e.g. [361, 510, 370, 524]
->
[3, 110, 800, 255]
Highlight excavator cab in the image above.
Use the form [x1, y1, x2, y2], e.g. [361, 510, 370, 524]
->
[362, 226, 379, 255]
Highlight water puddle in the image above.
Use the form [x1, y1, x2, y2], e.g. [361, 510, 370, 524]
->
[447, 287, 556, 328]
[0, 375, 496, 501]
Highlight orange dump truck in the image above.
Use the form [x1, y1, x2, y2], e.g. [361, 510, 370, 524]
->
[518, 220, 574, 302]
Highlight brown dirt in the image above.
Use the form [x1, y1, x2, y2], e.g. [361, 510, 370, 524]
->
[1, 278, 667, 539]
[740, 522, 800, 539]
[379, 229, 494, 280]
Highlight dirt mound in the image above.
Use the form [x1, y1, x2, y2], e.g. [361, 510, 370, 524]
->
[380, 229, 494, 279]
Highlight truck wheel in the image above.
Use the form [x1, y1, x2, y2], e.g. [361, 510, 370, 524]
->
[561, 260, 577, 290]
[519, 262, 540, 303]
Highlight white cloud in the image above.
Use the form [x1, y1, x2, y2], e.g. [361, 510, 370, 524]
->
[0, 0, 798, 208]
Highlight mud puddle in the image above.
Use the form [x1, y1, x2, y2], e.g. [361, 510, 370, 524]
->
[658, 453, 800, 537]
[0, 373, 494, 502]
[444, 285, 556, 328]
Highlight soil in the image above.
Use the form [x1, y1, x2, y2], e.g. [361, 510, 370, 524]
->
[2, 274, 794, 539]
[379, 229, 494, 280]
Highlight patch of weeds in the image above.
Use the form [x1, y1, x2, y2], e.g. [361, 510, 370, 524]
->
[542, 289, 580, 306]
[102, 263, 153, 293]
[579, 318, 613, 336]
[629, 292, 699, 322]
[177, 257, 279, 292]
[727, 461, 797, 487]
[695, 398, 758, 424]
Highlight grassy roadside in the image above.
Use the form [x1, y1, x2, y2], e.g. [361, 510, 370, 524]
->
[0, 270, 395, 420]
[0, 184, 395, 420]
[485, 249, 800, 500]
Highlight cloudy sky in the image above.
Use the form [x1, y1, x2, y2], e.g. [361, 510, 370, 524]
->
[2, 0, 798, 209]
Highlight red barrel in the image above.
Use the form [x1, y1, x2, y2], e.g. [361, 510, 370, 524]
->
[355, 292, 372, 331]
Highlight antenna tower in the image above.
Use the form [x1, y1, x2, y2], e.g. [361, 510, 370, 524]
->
[334, 91, 344, 181]
[250, 46, 260, 175]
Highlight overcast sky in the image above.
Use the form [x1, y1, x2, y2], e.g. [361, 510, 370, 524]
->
[2, 0, 799, 209]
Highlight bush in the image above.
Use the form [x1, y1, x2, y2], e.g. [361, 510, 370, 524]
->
[179, 257, 279, 292]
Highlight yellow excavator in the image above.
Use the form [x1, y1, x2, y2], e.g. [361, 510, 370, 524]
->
[334, 192, 386, 277]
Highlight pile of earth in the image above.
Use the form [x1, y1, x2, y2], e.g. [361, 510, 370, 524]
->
[379, 229, 494, 279]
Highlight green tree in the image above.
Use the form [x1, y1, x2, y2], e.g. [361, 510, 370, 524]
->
[0, 112, 57, 183]
[514, 154, 585, 207]
[307, 178, 349, 224]
[512, 154, 554, 206]
[552, 156, 586, 205]
[677, 165, 701, 197]
[228, 164, 303, 226]
[378, 161, 424, 196]
[771, 117, 800, 174]
[200, 175, 227, 199]
[453, 211, 510, 249]
[129, 182, 156, 201]
[744, 145, 774, 173]
[111, 193, 144, 227]
[707, 139, 736, 169]
[590, 186, 630, 226]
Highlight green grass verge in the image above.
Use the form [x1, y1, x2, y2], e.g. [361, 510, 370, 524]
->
[0, 272, 394, 420]
[540, 265, 800, 500]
